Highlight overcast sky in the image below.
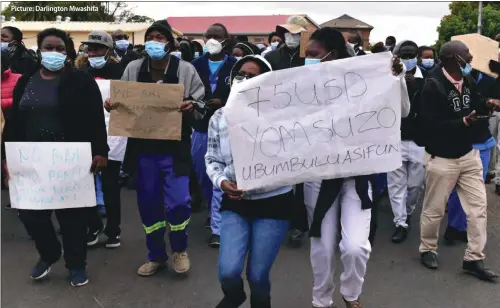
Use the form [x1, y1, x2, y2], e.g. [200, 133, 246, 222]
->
[131, 1, 452, 46]
[1, 1, 452, 46]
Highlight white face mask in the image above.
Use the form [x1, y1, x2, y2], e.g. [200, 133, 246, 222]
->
[205, 38, 223, 55]
[284, 33, 301, 49]
[271, 41, 279, 48]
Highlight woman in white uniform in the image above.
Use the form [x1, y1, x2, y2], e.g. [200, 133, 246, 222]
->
[301, 27, 410, 308]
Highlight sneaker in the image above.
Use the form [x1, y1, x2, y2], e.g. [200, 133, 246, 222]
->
[105, 236, 121, 249]
[420, 251, 438, 269]
[137, 261, 166, 277]
[69, 269, 89, 287]
[343, 297, 363, 308]
[30, 260, 51, 280]
[86, 227, 103, 247]
[209, 234, 220, 248]
[172, 251, 190, 273]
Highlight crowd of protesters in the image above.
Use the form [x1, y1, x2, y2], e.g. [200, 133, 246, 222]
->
[2, 15, 500, 308]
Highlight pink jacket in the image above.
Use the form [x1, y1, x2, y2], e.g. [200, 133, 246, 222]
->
[1, 69, 21, 110]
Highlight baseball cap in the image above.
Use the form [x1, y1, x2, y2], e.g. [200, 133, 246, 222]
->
[276, 15, 308, 35]
[82, 30, 113, 49]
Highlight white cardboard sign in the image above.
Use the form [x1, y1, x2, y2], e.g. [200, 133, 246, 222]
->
[5, 142, 97, 210]
[224, 52, 403, 191]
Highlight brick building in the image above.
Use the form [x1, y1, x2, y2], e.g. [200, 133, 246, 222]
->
[167, 15, 320, 46]
[320, 14, 373, 50]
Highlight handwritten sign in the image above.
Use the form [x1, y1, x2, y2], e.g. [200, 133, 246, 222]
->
[5, 142, 96, 210]
[452, 33, 499, 78]
[109, 80, 184, 140]
[224, 52, 403, 191]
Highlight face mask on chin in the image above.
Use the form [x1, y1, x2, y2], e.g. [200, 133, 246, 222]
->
[284, 33, 301, 49]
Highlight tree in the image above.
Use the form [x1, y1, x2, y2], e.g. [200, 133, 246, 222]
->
[1, 1, 154, 22]
[435, 2, 500, 52]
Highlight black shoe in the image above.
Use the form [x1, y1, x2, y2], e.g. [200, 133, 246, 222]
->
[420, 251, 438, 269]
[4, 203, 12, 210]
[69, 269, 89, 287]
[209, 234, 220, 248]
[463, 260, 499, 282]
[205, 217, 211, 229]
[496, 185, 500, 196]
[86, 227, 103, 247]
[444, 225, 468, 245]
[105, 236, 121, 249]
[391, 226, 408, 244]
[31, 260, 51, 280]
[288, 228, 305, 248]
[406, 215, 412, 227]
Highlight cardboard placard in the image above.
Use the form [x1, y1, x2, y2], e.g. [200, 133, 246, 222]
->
[452, 33, 499, 78]
[109, 80, 184, 140]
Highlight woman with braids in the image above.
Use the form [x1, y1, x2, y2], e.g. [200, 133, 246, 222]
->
[1, 28, 108, 287]
[301, 27, 410, 308]
[1, 26, 37, 74]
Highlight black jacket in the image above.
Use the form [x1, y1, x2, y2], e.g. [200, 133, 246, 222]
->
[9, 48, 37, 75]
[191, 54, 237, 132]
[116, 49, 142, 69]
[83, 61, 124, 80]
[264, 46, 304, 71]
[401, 73, 425, 142]
[1, 68, 109, 159]
[470, 69, 496, 144]
[420, 65, 489, 159]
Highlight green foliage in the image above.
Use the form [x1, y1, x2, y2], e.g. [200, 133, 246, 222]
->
[436, 2, 500, 52]
[1, 1, 153, 22]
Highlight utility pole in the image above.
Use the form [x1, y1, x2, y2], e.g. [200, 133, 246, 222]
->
[478, 1, 483, 34]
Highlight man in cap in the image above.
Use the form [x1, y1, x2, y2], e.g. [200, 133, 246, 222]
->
[418, 40, 500, 281]
[80, 30, 124, 249]
[265, 16, 310, 248]
[111, 29, 141, 68]
[264, 15, 307, 70]
[80, 30, 124, 80]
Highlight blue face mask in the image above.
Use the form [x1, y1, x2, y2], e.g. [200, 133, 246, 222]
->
[115, 39, 129, 51]
[305, 58, 321, 66]
[401, 57, 418, 71]
[421, 58, 434, 68]
[203, 45, 208, 54]
[41, 51, 67, 72]
[194, 52, 200, 58]
[1, 42, 8, 51]
[170, 51, 182, 59]
[145, 41, 167, 60]
[88, 56, 107, 69]
[461, 62, 472, 76]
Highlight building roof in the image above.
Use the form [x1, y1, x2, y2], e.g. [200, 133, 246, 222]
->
[166, 15, 320, 35]
[320, 14, 373, 30]
[0, 21, 183, 36]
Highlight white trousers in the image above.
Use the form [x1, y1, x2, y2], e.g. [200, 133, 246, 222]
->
[387, 140, 426, 228]
[304, 178, 372, 307]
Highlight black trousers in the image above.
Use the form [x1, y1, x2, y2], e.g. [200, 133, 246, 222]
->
[88, 160, 122, 238]
[18, 207, 88, 270]
[290, 191, 309, 233]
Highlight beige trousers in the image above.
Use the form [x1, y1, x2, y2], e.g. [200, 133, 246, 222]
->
[419, 149, 487, 261]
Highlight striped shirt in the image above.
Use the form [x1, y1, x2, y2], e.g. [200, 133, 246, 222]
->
[205, 108, 292, 200]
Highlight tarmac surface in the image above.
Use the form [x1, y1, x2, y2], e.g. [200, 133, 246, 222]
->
[2, 184, 500, 308]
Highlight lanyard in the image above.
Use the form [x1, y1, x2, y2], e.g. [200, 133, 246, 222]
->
[208, 55, 227, 88]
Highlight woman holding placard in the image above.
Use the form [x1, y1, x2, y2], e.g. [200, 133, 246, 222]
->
[1, 28, 108, 287]
[300, 27, 410, 308]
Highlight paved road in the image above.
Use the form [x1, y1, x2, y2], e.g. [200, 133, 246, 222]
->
[2, 184, 500, 308]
